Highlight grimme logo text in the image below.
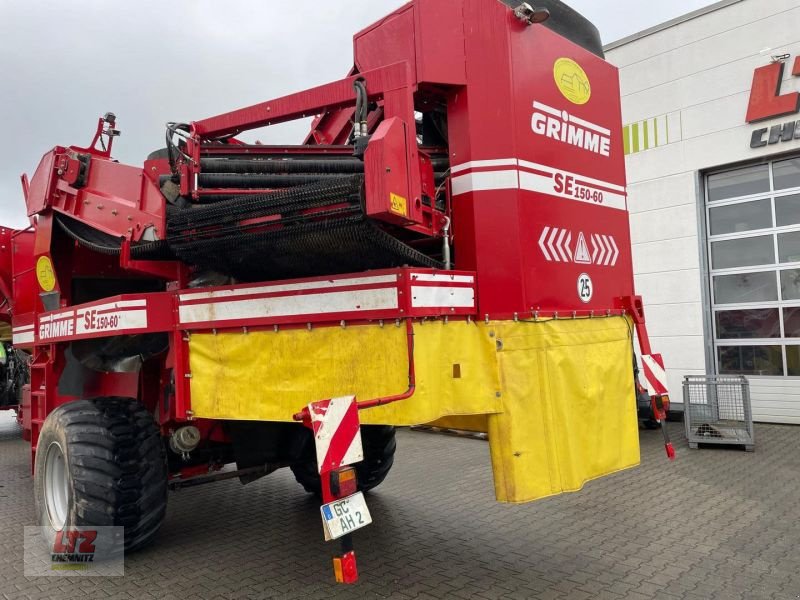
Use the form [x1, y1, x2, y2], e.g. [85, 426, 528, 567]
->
[531, 101, 611, 157]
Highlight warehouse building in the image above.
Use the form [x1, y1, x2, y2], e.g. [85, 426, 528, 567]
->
[605, 0, 800, 423]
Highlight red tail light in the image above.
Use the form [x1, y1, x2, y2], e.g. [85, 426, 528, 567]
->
[330, 466, 358, 498]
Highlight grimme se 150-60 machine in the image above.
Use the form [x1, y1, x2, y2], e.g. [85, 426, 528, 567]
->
[6, 0, 673, 582]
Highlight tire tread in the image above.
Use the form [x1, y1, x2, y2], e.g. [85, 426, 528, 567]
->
[35, 397, 167, 552]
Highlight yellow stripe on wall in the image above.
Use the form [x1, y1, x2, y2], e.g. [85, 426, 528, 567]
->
[622, 114, 678, 156]
[622, 125, 631, 155]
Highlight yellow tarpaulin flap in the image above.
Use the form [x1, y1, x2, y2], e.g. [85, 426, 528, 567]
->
[188, 320, 502, 426]
[488, 318, 639, 503]
[188, 317, 639, 503]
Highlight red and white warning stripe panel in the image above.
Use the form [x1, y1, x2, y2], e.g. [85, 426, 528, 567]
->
[308, 395, 363, 474]
[407, 272, 476, 314]
[178, 273, 401, 327]
[451, 157, 627, 211]
[33, 294, 173, 344]
[641, 353, 669, 396]
[177, 268, 478, 328]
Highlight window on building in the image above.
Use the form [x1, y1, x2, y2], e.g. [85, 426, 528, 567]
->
[707, 157, 800, 376]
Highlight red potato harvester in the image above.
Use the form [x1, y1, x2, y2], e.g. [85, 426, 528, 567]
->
[5, 0, 673, 583]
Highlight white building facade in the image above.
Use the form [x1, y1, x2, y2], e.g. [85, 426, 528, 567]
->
[606, 0, 800, 423]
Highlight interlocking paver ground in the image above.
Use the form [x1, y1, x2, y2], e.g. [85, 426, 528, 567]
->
[0, 411, 798, 599]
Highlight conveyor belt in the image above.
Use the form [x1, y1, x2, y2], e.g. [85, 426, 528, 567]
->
[166, 174, 442, 281]
[56, 214, 174, 260]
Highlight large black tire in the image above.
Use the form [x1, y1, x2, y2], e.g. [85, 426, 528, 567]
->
[33, 397, 167, 552]
[291, 425, 396, 496]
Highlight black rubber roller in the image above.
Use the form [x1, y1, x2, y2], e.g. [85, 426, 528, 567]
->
[166, 174, 442, 281]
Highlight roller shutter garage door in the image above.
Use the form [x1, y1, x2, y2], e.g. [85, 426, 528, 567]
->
[706, 155, 800, 424]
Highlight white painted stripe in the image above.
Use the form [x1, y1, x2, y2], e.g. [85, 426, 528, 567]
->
[518, 170, 627, 211]
[556, 229, 570, 262]
[179, 274, 398, 302]
[39, 311, 75, 324]
[657, 116, 668, 147]
[533, 101, 611, 136]
[569, 113, 611, 137]
[647, 119, 656, 150]
[312, 396, 363, 471]
[179, 288, 399, 324]
[645, 372, 668, 395]
[341, 432, 364, 470]
[642, 355, 669, 391]
[74, 309, 149, 335]
[645, 367, 668, 391]
[538, 227, 553, 261]
[452, 168, 627, 210]
[450, 158, 626, 195]
[410, 286, 475, 308]
[75, 299, 147, 318]
[13, 331, 34, 345]
[637, 120, 646, 152]
[451, 158, 518, 174]
[451, 171, 519, 196]
[410, 273, 474, 284]
[92, 299, 146, 311]
[12, 325, 34, 332]
[532, 100, 562, 118]
[517, 160, 626, 193]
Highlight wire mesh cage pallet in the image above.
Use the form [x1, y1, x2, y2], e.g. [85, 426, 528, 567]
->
[683, 375, 755, 452]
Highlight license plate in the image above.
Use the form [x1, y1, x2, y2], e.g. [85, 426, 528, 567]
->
[320, 492, 372, 541]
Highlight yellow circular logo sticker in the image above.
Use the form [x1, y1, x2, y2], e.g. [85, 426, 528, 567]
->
[36, 256, 56, 292]
[554, 58, 591, 105]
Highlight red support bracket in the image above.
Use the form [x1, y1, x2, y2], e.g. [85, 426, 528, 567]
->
[119, 239, 184, 281]
[617, 295, 675, 461]
[298, 396, 366, 584]
[616, 295, 651, 355]
[191, 62, 411, 139]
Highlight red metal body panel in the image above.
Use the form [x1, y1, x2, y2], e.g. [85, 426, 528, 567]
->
[448, 4, 633, 316]
[15, 268, 474, 345]
[35, 294, 174, 345]
[353, 0, 466, 86]
[0, 227, 18, 323]
[25, 146, 167, 243]
[364, 119, 413, 226]
[192, 63, 411, 139]
[18, 0, 638, 319]
[10, 229, 35, 335]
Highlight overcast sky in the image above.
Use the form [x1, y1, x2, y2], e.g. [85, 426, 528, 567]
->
[0, 0, 718, 228]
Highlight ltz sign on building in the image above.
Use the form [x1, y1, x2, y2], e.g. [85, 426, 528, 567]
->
[748, 56, 800, 148]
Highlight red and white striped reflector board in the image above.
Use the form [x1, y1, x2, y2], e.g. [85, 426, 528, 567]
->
[308, 396, 363, 474]
[176, 270, 476, 327]
[641, 353, 668, 396]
